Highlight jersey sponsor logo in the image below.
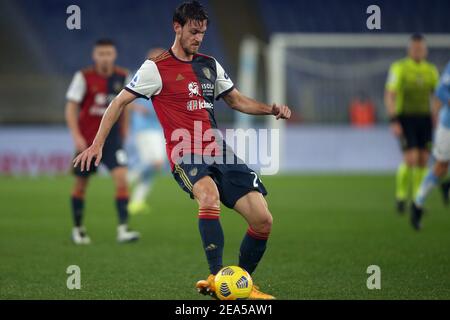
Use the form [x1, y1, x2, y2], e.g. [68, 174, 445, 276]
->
[188, 81, 201, 97]
[113, 81, 123, 93]
[201, 83, 214, 96]
[89, 106, 107, 116]
[88, 93, 115, 116]
[186, 99, 213, 111]
[176, 73, 185, 81]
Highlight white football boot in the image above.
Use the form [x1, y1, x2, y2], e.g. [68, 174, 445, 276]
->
[117, 224, 140, 243]
[72, 226, 91, 245]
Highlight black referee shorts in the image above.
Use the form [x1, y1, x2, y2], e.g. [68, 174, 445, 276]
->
[397, 115, 432, 151]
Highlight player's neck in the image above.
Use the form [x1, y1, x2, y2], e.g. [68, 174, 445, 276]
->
[95, 65, 114, 77]
[171, 43, 194, 62]
[409, 56, 423, 64]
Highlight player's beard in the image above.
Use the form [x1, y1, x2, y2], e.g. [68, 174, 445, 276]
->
[181, 36, 200, 56]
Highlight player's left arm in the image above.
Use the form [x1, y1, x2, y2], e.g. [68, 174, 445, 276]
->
[222, 88, 291, 120]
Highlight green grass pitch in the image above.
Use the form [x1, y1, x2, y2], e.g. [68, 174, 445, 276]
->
[1, 174, 450, 299]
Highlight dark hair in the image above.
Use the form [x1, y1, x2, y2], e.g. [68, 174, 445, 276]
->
[95, 38, 115, 47]
[173, 1, 209, 27]
[411, 33, 425, 41]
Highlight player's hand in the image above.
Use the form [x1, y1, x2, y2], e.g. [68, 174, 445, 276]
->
[74, 135, 88, 152]
[73, 144, 103, 172]
[390, 121, 403, 137]
[272, 104, 291, 120]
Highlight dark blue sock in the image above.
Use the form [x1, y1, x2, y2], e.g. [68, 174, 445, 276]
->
[116, 197, 129, 225]
[71, 196, 84, 227]
[239, 228, 270, 275]
[198, 207, 224, 275]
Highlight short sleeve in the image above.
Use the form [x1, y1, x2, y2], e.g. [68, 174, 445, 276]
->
[214, 59, 234, 100]
[125, 60, 162, 99]
[385, 63, 402, 92]
[124, 71, 133, 86]
[66, 71, 86, 103]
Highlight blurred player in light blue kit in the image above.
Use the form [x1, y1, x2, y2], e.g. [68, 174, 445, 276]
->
[413, 60, 450, 229]
[126, 48, 166, 215]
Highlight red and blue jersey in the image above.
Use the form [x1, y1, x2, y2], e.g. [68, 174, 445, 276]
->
[125, 49, 235, 169]
[66, 66, 129, 145]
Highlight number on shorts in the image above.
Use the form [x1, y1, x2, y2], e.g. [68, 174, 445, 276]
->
[250, 172, 259, 188]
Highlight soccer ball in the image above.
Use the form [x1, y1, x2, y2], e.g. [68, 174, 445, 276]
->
[214, 266, 253, 300]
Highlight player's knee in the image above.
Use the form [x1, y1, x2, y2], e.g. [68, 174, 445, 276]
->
[252, 213, 273, 234]
[435, 162, 448, 177]
[73, 179, 88, 198]
[403, 155, 416, 167]
[404, 150, 419, 167]
[114, 175, 128, 191]
[197, 191, 220, 209]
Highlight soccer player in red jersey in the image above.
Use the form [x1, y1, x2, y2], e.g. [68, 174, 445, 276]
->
[66, 39, 140, 244]
[73, 2, 291, 299]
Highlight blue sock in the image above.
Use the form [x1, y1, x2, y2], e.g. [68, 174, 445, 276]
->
[198, 207, 223, 275]
[71, 196, 84, 227]
[415, 171, 440, 207]
[116, 196, 129, 225]
[239, 228, 270, 275]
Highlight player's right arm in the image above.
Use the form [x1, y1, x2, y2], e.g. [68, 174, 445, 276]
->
[65, 101, 87, 151]
[384, 62, 402, 136]
[73, 60, 162, 171]
[65, 71, 88, 151]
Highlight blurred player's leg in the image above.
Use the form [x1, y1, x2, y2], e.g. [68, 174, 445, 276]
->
[412, 131, 431, 198]
[128, 131, 165, 215]
[413, 162, 447, 230]
[129, 167, 154, 214]
[395, 162, 412, 212]
[233, 191, 275, 300]
[111, 167, 140, 243]
[440, 179, 450, 205]
[71, 176, 91, 245]
[413, 125, 450, 230]
[396, 148, 419, 212]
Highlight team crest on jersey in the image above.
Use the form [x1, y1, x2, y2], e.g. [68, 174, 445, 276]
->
[189, 167, 198, 177]
[202, 67, 211, 79]
[114, 81, 123, 93]
[188, 81, 201, 97]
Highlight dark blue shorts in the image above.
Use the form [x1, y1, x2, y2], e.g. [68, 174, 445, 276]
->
[73, 135, 127, 177]
[172, 154, 268, 209]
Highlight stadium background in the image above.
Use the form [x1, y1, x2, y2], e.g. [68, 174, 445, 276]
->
[1, 0, 450, 299]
